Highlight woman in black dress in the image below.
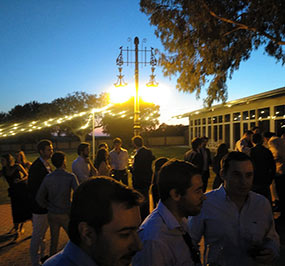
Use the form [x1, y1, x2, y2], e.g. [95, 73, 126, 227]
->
[0, 153, 32, 238]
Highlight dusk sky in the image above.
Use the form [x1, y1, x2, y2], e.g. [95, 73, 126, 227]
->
[0, 0, 284, 125]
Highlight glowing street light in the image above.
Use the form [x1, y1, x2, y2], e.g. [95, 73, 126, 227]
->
[114, 37, 158, 136]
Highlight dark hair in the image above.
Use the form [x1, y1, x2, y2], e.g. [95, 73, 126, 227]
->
[113, 138, 122, 145]
[98, 143, 108, 150]
[153, 157, 169, 184]
[77, 142, 90, 155]
[132, 136, 143, 147]
[68, 176, 144, 245]
[221, 151, 252, 174]
[263, 132, 276, 139]
[37, 139, 52, 153]
[191, 137, 202, 150]
[94, 149, 109, 169]
[202, 136, 209, 141]
[252, 133, 263, 145]
[216, 143, 228, 157]
[1, 153, 14, 167]
[154, 157, 169, 173]
[51, 151, 65, 168]
[158, 159, 201, 202]
[244, 130, 253, 136]
[251, 126, 259, 132]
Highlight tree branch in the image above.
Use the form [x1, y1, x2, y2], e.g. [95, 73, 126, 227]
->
[202, 1, 285, 45]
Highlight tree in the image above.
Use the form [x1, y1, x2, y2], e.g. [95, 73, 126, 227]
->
[101, 97, 160, 145]
[51, 91, 109, 142]
[140, 0, 285, 106]
[8, 101, 43, 121]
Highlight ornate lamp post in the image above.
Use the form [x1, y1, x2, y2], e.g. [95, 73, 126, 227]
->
[114, 37, 158, 136]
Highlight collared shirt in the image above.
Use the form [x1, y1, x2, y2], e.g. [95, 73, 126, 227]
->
[36, 168, 79, 214]
[132, 201, 196, 266]
[40, 157, 52, 173]
[188, 186, 280, 266]
[72, 156, 91, 183]
[43, 241, 97, 266]
[109, 148, 129, 170]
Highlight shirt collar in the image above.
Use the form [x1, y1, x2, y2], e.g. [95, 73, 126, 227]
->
[63, 241, 98, 266]
[157, 200, 186, 231]
[217, 185, 252, 205]
[40, 156, 47, 164]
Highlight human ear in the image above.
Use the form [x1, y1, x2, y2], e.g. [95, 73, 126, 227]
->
[169, 189, 181, 201]
[78, 222, 96, 246]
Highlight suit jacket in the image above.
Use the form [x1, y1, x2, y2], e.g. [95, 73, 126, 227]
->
[200, 147, 212, 172]
[132, 146, 155, 189]
[249, 144, 276, 189]
[28, 158, 50, 214]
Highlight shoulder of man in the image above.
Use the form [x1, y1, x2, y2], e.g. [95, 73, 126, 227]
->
[29, 158, 46, 175]
[121, 147, 128, 153]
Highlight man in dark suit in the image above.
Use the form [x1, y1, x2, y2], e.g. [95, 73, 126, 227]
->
[131, 135, 155, 220]
[249, 133, 276, 202]
[28, 139, 53, 266]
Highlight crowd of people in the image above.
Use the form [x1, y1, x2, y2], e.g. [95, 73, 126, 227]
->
[0, 127, 284, 266]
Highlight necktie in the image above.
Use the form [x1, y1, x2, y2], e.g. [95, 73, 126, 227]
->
[182, 232, 201, 265]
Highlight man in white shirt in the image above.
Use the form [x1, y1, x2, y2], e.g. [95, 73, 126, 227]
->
[72, 142, 98, 183]
[109, 138, 129, 185]
[132, 159, 205, 266]
[189, 151, 280, 266]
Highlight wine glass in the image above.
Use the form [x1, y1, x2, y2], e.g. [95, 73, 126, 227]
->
[204, 241, 224, 266]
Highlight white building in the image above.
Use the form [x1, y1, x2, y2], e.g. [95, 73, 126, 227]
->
[179, 87, 285, 150]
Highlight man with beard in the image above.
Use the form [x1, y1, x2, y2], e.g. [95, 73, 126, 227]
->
[72, 142, 98, 183]
[43, 176, 144, 266]
[132, 159, 205, 266]
[189, 152, 279, 266]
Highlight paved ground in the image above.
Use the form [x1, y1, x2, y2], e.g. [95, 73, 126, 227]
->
[0, 203, 284, 266]
[0, 204, 68, 266]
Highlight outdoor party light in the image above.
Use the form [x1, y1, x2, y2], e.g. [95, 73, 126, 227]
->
[114, 37, 158, 136]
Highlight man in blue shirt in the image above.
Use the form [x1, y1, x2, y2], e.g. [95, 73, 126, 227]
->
[36, 151, 79, 257]
[132, 159, 206, 266]
[44, 176, 143, 266]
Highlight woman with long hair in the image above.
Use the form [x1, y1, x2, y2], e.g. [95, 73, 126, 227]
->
[0, 153, 32, 239]
[94, 148, 111, 176]
[15, 150, 32, 171]
[212, 143, 228, 189]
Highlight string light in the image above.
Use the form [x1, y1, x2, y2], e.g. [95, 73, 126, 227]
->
[0, 103, 160, 139]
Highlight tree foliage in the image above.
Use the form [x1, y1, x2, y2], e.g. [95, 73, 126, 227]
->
[140, 0, 285, 106]
[0, 92, 109, 143]
[50, 92, 109, 142]
[8, 101, 43, 121]
[101, 97, 160, 145]
[143, 123, 187, 137]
